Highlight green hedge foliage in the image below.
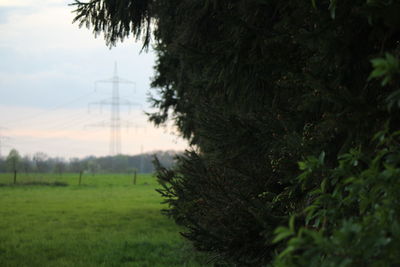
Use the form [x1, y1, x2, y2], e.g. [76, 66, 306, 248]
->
[274, 128, 400, 266]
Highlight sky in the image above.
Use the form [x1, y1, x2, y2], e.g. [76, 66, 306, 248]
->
[0, 0, 188, 159]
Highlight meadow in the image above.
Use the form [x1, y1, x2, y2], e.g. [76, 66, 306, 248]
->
[0, 173, 209, 267]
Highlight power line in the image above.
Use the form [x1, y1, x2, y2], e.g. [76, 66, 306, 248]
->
[0, 127, 11, 158]
[0, 91, 95, 127]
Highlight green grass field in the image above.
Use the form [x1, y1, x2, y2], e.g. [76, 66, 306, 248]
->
[0, 173, 209, 267]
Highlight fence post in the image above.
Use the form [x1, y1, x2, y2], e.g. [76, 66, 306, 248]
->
[13, 170, 17, 184]
[133, 170, 137, 185]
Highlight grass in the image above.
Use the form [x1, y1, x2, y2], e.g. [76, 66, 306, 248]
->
[0, 173, 209, 267]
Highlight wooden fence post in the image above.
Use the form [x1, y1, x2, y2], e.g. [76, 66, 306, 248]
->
[13, 170, 17, 184]
[133, 170, 137, 185]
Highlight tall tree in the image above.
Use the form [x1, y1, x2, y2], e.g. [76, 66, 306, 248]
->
[72, 0, 400, 265]
[6, 149, 21, 184]
[6, 149, 20, 173]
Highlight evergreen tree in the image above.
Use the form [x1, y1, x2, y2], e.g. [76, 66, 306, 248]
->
[72, 0, 400, 265]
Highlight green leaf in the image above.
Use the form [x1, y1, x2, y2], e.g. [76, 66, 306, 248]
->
[304, 204, 318, 214]
[318, 151, 326, 164]
[298, 161, 307, 170]
[329, 0, 337, 19]
[321, 178, 328, 192]
[369, 53, 400, 86]
[343, 176, 356, 184]
[310, 188, 322, 196]
[289, 215, 296, 232]
[272, 230, 294, 243]
[277, 245, 296, 259]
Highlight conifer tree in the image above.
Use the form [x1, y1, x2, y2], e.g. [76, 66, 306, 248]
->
[73, 0, 400, 265]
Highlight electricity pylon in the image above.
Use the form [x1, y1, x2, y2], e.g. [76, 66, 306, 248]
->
[87, 63, 140, 155]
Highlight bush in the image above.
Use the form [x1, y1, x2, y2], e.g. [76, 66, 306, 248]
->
[274, 127, 400, 266]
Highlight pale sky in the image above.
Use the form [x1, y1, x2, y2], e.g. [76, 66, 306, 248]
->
[0, 0, 187, 158]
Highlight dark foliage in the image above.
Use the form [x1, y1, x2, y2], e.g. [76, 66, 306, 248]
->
[71, 0, 153, 48]
[73, 0, 400, 265]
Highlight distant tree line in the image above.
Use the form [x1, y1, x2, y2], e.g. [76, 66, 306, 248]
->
[0, 149, 179, 174]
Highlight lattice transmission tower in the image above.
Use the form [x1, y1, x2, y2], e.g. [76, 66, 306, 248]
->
[87, 63, 140, 155]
